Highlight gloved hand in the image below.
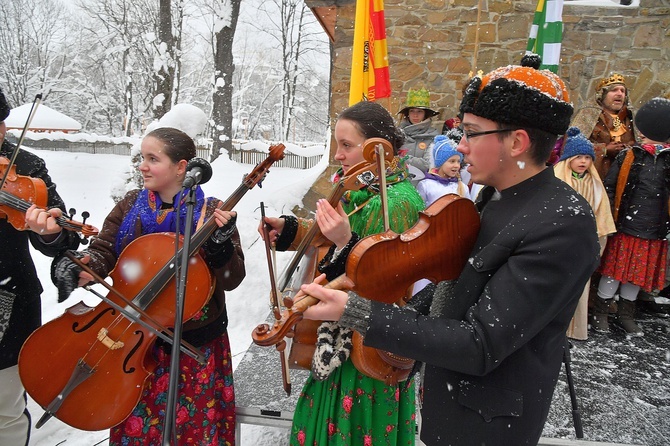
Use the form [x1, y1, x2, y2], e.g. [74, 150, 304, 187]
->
[51, 251, 84, 302]
[210, 213, 237, 245]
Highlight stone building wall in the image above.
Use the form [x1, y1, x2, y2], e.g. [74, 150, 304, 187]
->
[303, 0, 669, 210]
[327, 0, 669, 124]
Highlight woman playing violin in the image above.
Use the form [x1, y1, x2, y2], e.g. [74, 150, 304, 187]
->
[52, 127, 245, 445]
[0, 88, 81, 445]
[260, 101, 425, 446]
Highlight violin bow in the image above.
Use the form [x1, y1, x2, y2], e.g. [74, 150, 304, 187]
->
[0, 94, 42, 189]
[374, 142, 390, 232]
[260, 202, 292, 395]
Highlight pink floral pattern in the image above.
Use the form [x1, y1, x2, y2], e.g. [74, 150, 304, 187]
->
[109, 334, 235, 445]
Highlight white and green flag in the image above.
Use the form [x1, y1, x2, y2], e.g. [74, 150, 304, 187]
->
[526, 0, 564, 73]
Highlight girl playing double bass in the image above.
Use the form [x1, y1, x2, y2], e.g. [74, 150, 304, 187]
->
[52, 127, 245, 445]
[260, 101, 425, 446]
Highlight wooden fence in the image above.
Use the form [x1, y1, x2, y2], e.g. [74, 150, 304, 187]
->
[228, 147, 322, 169]
[9, 135, 322, 168]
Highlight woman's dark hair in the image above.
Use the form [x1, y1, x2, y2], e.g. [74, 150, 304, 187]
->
[145, 127, 196, 163]
[338, 101, 405, 154]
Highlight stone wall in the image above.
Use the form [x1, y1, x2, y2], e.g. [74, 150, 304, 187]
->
[302, 0, 669, 211]
[327, 0, 669, 122]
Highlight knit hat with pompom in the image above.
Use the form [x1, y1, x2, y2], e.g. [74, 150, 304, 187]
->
[559, 127, 595, 162]
[432, 134, 462, 168]
[459, 54, 573, 136]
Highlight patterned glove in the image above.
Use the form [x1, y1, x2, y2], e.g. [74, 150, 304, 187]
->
[51, 251, 84, 302]
[210, 214, 237, 245]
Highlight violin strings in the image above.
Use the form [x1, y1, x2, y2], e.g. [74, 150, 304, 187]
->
[0, 190, 85, 233]
[81, 312, 135, 370]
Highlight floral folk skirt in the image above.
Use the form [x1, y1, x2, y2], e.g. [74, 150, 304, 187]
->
[109, 333, 235, 446]
[599, 232, 668, 292]
[290, 358, 416, 446]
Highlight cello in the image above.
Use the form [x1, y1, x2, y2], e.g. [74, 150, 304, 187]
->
[253, 192, 480, 385]
[18, 144, 285, 431]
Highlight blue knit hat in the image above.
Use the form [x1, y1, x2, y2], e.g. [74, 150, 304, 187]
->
[559, 127, 595, 162]
[432, 135, 462, 168]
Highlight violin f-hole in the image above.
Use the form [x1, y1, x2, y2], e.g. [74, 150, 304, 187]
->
[72, 307, 116, 333]
[122, 330, 145, 374]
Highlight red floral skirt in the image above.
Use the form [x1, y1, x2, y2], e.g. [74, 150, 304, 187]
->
[109, 333, 235, 446]
[599, 232, 668, 292]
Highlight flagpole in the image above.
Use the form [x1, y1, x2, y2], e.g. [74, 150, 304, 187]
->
[472, 0, 483, 75]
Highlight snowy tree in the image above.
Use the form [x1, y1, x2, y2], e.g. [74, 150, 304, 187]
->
[251, 0, 329, 142]
[0, 0, 71, 107]
[153, 0, 176, 119]
[210, 0, 242, 158]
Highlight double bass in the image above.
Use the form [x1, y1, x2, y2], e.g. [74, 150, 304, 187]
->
[18, 145, 285, 431]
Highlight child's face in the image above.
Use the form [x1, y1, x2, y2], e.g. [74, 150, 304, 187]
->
[440, 155, 462, 178]
[569, 155, 593, 175]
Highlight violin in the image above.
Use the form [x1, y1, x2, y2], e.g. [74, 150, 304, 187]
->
[263, 139, 393, 373]
[0, 156, 98, 238]
[253, 193, 480, 384]
[18, 144, 286, 431]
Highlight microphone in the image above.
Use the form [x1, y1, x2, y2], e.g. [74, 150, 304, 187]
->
[182, 157, 213, 188]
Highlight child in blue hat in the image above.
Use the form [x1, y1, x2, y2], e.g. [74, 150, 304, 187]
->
[416, 134, 471, 206]
[554, 127, 616, 339]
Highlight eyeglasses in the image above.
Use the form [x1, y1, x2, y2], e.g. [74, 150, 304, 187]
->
[460, 127, 519, 141]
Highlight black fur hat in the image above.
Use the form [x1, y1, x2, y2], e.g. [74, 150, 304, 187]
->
[634, 97, 670, 143]
[459, 54, 573, 136]
[0, 88, 10, 122]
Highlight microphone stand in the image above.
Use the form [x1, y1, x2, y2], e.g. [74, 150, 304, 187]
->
[162, 186, 198, 446]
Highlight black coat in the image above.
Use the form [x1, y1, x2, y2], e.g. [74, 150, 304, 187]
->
[364, 169, 600, 445]
[604, 144, 670, 240]
[0, 141, 80, 369]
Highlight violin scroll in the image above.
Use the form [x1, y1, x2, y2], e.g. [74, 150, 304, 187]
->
[65, 208, 98, 244]
[252, 275, 355, 347]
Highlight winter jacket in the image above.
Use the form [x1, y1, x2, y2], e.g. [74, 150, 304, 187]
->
[416, 172, 471, 206]
[0, 141, 80, 369]
[604, 144, 670, 240]
[81, 189, 245, 347]
[398, 118, 439, 174]
[357, 168, 600, 445]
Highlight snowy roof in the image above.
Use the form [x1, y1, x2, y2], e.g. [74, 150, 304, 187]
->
[4, 103, 82, 132]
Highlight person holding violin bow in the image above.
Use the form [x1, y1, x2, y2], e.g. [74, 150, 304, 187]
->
[299, 56, 601, 445]
[260, 100, 425, 445]
[0, 88, 81, 445]
[51, 127, 245, 445]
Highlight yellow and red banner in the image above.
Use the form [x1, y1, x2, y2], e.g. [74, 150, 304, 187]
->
[348, 0, 391, 105]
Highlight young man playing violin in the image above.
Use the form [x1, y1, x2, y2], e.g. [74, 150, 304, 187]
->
[0, 87, 80, 445]
[300, 56, 601, 445]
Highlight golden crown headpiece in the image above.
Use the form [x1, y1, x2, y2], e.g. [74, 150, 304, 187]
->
[596, 73, 627, 92]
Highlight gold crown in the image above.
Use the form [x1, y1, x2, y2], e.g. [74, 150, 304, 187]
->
[596, 73, 626, 92]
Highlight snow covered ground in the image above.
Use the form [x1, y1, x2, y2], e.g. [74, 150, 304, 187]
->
[16, 145, 670, 446]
